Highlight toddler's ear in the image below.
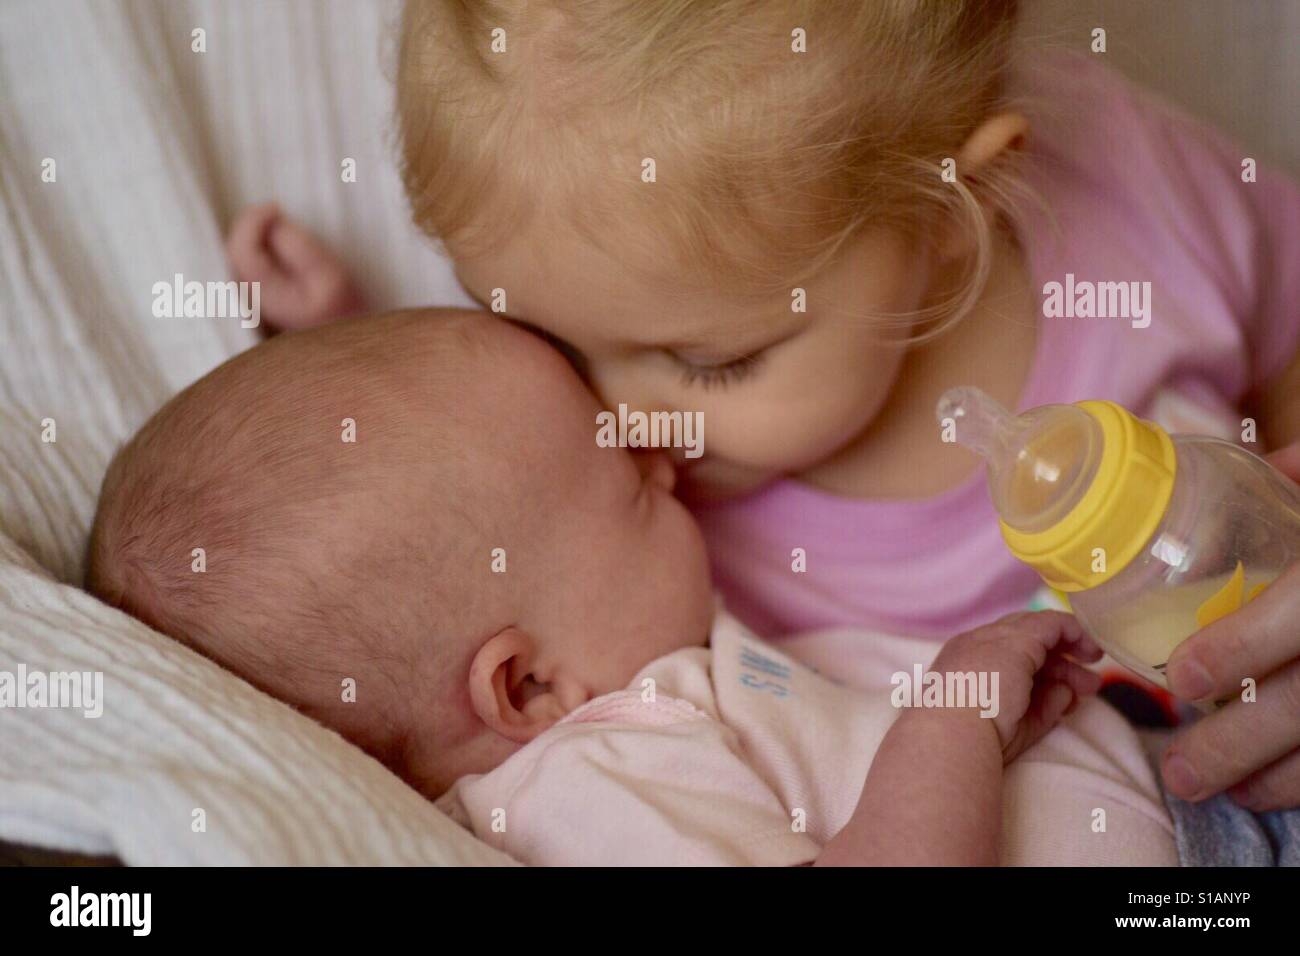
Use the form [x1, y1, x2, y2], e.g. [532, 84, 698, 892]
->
[468, 627, 569, 744]
[956, 111, 1029, 175]
[936, 112, 1029, 263]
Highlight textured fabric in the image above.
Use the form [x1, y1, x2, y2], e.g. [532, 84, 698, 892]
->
[1165, 794, 1300, 867]
[0, 537, 515, 865]
[693, 52, 1300, 642]
[438, 611, 1179, 866]
[0, 0, 502, 865]
[1139, 728, 1300, 866]
[0, 0, 476, 583]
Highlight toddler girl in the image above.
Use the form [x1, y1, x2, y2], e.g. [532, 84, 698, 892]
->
[232, 0, 1300, 815]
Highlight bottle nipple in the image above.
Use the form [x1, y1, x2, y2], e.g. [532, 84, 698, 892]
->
[937, 386, 1104, 534]
[935, 386, 1020, 462]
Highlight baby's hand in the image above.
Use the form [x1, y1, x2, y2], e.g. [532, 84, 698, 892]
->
[227, 203, 365, 331]
[930, 611, 1103, 763]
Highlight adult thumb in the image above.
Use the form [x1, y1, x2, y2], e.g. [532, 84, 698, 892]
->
[1266, 443, 1300, 484]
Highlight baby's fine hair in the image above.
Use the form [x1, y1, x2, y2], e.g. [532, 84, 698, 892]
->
[398, 0, 1025, 334]
[86, 312, 492, 775]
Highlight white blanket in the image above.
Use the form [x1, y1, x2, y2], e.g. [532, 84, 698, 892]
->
[0, 0, 506, 865]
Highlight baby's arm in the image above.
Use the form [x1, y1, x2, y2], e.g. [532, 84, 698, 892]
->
[816, 612, 1102, 866]
[821, 707, 1004, 865]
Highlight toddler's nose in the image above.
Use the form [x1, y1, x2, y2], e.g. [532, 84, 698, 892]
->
[634, 450, 678, 493]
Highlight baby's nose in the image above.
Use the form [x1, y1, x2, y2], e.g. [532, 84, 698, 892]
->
[634, 449, 677, 493]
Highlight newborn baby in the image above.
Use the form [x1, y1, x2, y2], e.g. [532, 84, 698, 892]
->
[86, 310, 1176, 865]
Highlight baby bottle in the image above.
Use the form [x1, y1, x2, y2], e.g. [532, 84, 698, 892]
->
[937, 386, 1300, 691]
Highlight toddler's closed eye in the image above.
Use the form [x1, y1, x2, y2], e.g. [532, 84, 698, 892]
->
[672, 350, 764, 389]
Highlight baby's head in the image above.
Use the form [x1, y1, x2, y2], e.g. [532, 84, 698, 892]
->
[87, 311, 714, 796]
[397, 0, 1026, 497]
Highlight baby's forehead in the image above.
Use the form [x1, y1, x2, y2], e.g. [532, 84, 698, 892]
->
[451, 315, 599, 444]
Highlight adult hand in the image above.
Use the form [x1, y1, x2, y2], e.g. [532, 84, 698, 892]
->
[1161, 445, 1300, 810]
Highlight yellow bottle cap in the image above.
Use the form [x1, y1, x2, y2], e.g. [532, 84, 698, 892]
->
[998, 400, 1176, 591]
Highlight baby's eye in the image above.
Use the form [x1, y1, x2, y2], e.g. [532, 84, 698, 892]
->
[671, 350, 763, 390]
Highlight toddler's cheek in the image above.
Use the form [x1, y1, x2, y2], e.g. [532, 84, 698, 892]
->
[725, 401, 866, 472]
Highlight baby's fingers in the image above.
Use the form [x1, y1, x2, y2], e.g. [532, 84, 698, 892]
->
[227, 203, 303, 319]
[1043, 656, 1103, 703]
[1034, 681, 1076, 733]
[266, 215, 343, 278]
[1038, 681, 1077, 727]
[1003, 680, 1076, 763]
[1062, 629, 1104, 664]
[1000, 611, 1102, 665]
[227, 202, 282, 279]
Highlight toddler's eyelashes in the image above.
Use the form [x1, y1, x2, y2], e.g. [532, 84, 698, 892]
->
[672, 350, 763, 389]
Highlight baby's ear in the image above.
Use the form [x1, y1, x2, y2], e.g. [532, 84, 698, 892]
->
[468, 627, 569, 744]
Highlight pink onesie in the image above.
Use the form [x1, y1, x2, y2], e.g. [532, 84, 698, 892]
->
[691, 52, 1300, 641]
[436, 611, 1177, 866]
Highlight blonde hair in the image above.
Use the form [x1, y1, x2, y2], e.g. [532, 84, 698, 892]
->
[398, 0, 1026, 338]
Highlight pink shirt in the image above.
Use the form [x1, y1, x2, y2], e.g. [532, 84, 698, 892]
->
[436, 611, 1176, 866]
[693, 53, 1300, 641]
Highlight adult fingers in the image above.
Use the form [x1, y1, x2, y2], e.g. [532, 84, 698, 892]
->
[1265, 444, 1300, 483]
[1165, 561, 1300, 702]
[1228, 746, 1300, 812]
[1162, 657, 1300, 801]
